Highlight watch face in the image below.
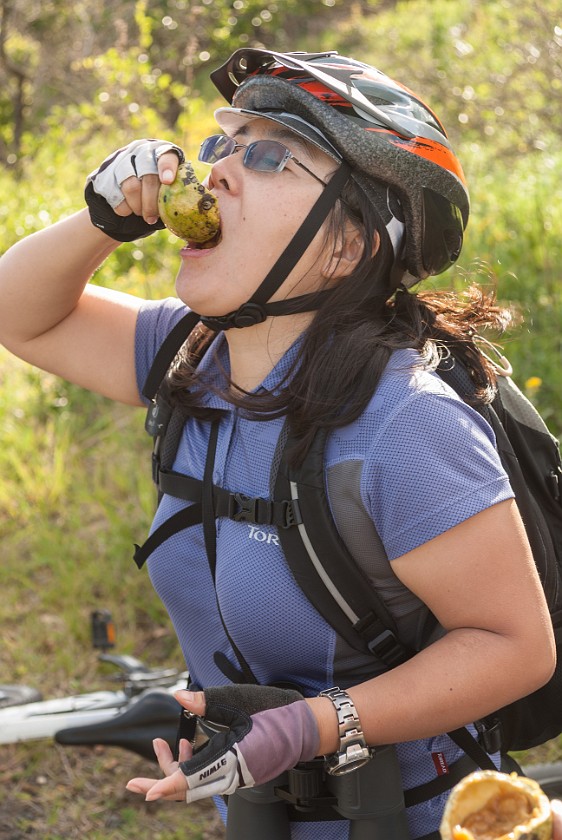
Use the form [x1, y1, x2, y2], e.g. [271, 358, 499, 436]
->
[326, 747, 373, 776]
[327, 755, 371, 776]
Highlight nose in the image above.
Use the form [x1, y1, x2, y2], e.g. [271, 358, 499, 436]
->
[207, 166, 229, 193]
[207, 152, 241, 192]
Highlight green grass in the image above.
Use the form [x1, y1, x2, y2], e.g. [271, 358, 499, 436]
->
[0, 351, 177, 687]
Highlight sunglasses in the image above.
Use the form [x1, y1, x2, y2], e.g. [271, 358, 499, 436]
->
[198, 134, 327, 187]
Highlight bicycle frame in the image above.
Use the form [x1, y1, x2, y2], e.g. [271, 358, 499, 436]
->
[0, 688, 132, 743]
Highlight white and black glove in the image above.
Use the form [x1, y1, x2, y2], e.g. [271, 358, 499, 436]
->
[179, 685, 319, 803]
[84, 139, 184, 241]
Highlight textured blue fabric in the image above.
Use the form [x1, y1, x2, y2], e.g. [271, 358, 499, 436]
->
[135, 297, 511, 839]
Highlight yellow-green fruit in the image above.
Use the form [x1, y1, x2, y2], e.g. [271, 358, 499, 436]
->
[158, 161, 220, 243]
[440, 771, 552, 840]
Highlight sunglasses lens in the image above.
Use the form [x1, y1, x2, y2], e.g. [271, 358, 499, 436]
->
[244, 141, 287, 172]
[199, 135, 235, 164]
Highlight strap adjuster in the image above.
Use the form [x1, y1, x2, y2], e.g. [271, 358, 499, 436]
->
[354, 621, 412, 667]
[145, 397, 172, 438]
[281, 499, 302, 529]
[476, 717, 503, 754]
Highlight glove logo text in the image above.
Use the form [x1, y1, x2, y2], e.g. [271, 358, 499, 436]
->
[199, 757, 227, 780]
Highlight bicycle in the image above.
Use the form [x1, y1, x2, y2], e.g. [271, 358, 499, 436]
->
[0, 610, 187, 762]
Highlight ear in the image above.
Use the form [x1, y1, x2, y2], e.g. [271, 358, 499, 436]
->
[323, 226, 380, 281]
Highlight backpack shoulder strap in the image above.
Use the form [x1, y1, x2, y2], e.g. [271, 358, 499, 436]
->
[273, 424, 414, 668]
[142, 310, 201, 401]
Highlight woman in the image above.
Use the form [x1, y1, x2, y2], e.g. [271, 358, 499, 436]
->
[0, 49, 555, 839]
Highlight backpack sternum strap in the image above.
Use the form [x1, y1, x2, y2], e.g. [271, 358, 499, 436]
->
[214, 489, 302, 529]
[152, 463, 302, 529]
[134, 470, 301, 571]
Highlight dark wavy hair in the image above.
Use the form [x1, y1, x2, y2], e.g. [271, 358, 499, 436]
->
[168, 176, 510, 465]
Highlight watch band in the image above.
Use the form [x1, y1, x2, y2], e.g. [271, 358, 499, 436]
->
[319, 686, 373, 776]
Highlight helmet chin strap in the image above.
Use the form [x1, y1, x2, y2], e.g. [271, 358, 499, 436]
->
[200, 162, 351, 331]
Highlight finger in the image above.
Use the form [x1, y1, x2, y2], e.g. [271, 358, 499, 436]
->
[157, 150, 181, 185]
[174, 689, 206, 716]
[145, 768, 188, 802]
[126, 777, 185, 802]
[178, 738, 193, 763]
[140, 173, 161, 224]
[152, 737, 180, 775]
[113, 197, 134, 218]
[126, 777, 155, 795]
[119, 175, 144, 218]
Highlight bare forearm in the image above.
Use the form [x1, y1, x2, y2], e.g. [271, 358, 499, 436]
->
[308, 625, 554, 754]
[0, 208, 117, 347]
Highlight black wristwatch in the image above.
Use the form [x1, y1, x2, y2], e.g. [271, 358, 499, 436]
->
[319, 686, 373, 775]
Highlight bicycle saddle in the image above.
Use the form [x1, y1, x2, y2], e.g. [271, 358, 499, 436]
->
[54, 689, 181, 762]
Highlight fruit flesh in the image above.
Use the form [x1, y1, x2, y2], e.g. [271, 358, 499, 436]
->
[453, 790, 535, 840]
[158, 162, 220, 243]
[440, 771, 552, 840]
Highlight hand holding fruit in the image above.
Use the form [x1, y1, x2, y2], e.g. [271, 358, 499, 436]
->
[84, 139, 184, 241]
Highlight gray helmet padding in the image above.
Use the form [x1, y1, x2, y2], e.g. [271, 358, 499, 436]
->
[231, 75, 469, 280]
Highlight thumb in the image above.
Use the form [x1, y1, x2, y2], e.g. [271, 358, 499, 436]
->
[145, 768, 188, 802]
[174, 689, 206, 717]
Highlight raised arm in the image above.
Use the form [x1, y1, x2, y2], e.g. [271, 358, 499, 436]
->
[0, 141, 181, 405]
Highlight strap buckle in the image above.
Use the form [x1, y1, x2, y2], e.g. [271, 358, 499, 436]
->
[229, 493, 263, 523]
[223, 492, 301, 528]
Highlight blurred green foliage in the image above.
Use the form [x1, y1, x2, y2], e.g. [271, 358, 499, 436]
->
[1, 0, 559, 431]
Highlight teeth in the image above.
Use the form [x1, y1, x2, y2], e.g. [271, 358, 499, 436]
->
[158, 162, 220, 243]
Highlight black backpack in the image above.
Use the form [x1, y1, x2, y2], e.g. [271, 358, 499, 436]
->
[136, 311, 562, 767]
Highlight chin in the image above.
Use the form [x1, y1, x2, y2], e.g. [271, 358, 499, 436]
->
[174, 279, 235, 317]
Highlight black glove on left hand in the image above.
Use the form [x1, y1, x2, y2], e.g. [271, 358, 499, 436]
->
[174, 684, 318, 804]
[84, 139, 184, 242]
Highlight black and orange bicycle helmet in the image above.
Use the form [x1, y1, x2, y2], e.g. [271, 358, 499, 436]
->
[211, 48, 469, 286]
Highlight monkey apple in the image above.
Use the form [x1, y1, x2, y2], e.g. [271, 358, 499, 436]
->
[158, 162, 220, 244]
[440, 770, 552, 840]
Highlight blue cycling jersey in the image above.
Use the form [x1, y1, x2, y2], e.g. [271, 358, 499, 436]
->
[135, 297, 512, 839]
